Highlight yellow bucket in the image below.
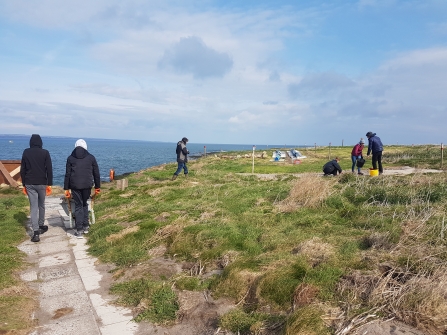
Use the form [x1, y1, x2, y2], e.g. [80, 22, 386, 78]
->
[369, 169, 379, 177]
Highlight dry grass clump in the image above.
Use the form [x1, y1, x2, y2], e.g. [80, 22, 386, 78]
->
[370, 268, 447, 334]
[215, 270, 261, 304]
[292, 237, 335, 267]
[144, 221, 185, 247]
[106, 225, 140, 243]
[337, 255, 447, 334]
[217, 250, 239, 268]
[276, 174, 334, 212]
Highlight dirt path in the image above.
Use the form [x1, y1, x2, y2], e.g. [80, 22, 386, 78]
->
[238, 166, 444, 180]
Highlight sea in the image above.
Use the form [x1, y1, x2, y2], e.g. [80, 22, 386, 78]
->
[0, 135, 292, 186]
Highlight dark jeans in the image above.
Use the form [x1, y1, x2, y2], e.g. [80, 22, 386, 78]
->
[174, 162, 188, 175]
[26, 184, 46, 232]
[71, 188, 91, 231]
[372, 151, 383, 173]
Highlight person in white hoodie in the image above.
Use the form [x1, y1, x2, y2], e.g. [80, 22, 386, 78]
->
[64, 139, 100, 238]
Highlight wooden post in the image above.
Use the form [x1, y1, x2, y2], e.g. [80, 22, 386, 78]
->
[116, 179, 128, 191]
[204, 145, 206, 158]
[342, 139, 344, 147]
[252, 145, 256, 173]
[442, 143, 444, 168]
[314, 143, 316, 154]
[329, 143, 331, 160]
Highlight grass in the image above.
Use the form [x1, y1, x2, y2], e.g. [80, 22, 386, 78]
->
[85, 144, 447, 334]
[0, 187, 37, 334]
[4, 144, 447, 334]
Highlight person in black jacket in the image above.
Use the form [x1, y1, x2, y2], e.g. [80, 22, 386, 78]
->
[172, 137, 189, 180]
[322, 157, 342, 176]
[20, 134, 53, 242]
[64, 139, 100, 238]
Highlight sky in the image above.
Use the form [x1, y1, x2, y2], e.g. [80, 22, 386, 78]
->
[1, 0, 446, 146]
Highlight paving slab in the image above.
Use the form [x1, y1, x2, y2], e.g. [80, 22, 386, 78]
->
[33, 313, 101, 335]
[18, 195, 143, 335]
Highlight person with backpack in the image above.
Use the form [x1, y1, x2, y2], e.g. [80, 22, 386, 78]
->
[366, 131, 384, 174]
[20, 134, 53, 242]
[172, 137, 189, 180]
[322, 157, 342, 176]
[351, 139, 365, 175]
[64, 139, 101, 239]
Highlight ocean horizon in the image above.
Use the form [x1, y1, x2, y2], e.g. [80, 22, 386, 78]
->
[1, 134, 303, 186]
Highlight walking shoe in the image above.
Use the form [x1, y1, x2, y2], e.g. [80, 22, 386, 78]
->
[83, 226, 90, 234]
[184, 173, 188, 178]
[39, 225, 48, 234]
[31, 232, 40, 243]
[358, 172, 364, 175]
[171, 174, 177, 181]
[74, 230, 84, 239]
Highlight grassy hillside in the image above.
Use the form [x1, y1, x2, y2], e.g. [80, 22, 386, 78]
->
[5, 144, 445, 335]
[88, 145, 447, 334]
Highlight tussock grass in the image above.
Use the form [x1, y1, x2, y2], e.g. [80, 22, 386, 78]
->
[276, 174, 335, 212]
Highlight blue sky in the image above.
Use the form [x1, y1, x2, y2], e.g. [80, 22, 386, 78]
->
[1, 0, 446, 145]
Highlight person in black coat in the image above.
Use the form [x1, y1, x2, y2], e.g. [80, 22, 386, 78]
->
[323, 157, 342, 176]
[20, 134, 53, 242]
[64, 139, 100, 238]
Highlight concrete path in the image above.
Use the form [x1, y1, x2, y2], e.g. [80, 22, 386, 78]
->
[18, 196, 141, 335]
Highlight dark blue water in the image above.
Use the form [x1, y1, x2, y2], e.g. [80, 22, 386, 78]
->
[0, 135, 285, 186]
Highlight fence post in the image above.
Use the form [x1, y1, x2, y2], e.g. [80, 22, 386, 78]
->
[252, 145, 256, 173]
[204, 145, 206, 158]
[329, 143, 331, 160]
[442, 143, 444, 168]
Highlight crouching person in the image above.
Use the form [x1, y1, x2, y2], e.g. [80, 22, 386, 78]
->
[323, 157, 342, 176]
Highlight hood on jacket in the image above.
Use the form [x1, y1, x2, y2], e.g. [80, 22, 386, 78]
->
[29, 134, 43, 148]
[71, 147, 88, 159]
[75, 139, 88, 150]
[366, 132, 376, 138]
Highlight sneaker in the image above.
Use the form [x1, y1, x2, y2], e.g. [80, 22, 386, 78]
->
[358, 172, 364, 175]
[31, 232, 40, 243]
[74, 231, 84, 239]
[39, 225, 48, 234]
[171, 174, 178, 181]
[83, 226, 90, 234]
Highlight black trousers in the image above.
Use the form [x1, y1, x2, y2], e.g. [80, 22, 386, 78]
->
[372, 151, 383, 173]
[323, 169, 338, 176]
[71, 188, 91, 231]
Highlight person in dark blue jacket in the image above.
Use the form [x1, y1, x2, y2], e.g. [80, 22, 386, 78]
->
[366, 131, 384, 174]
[64, 139, 100, 238]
